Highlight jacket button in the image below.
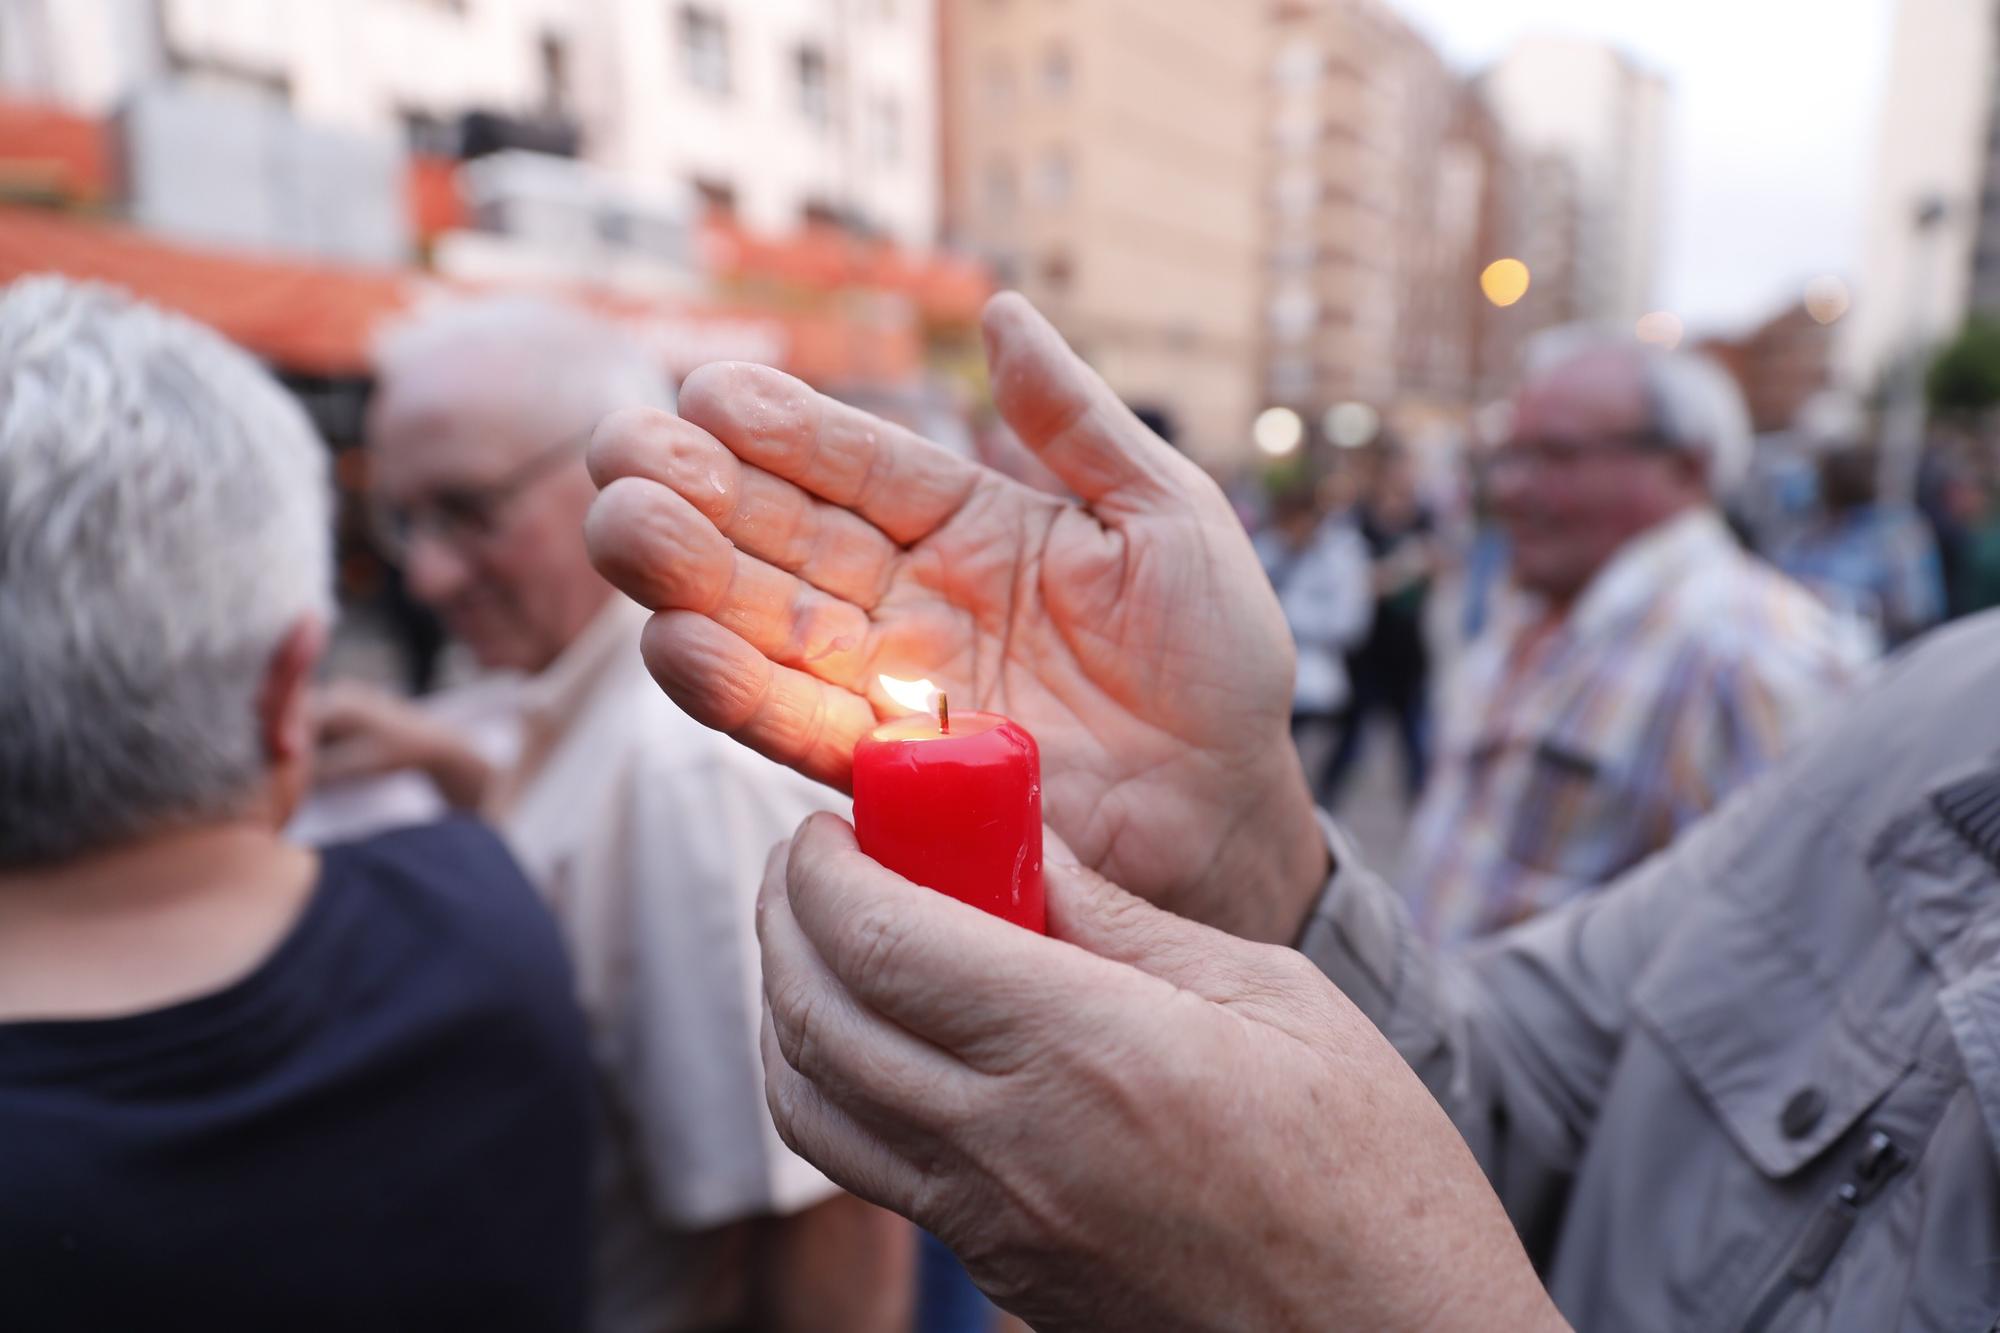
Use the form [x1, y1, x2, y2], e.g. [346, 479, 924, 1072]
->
[1781, 1087, 1828, 1139]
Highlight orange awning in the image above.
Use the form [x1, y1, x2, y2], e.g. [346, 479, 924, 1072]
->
[0, 204, 925, 386]
[0, 205, 421, 375]
[702, 215, 993, 326]
[0, 98, 112, 204]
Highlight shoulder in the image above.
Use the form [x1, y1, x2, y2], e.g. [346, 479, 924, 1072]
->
[1658, 548, 1864, 683]
[1765, 610, 2000, 816]
[326, 816, 543, 928]
[319, 817, 580, 1018]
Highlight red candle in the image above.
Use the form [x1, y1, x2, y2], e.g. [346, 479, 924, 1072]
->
[853, 677, 1045, 933]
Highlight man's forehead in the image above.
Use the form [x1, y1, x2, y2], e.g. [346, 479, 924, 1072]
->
[1511, 349, 1649, 438]
[368, 366, 572, 471]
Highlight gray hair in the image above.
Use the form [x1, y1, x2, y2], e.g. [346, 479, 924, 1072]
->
[1525, 324, 1753, 495]
[0, 277, 333, 868]
[371, 293, 675, 429]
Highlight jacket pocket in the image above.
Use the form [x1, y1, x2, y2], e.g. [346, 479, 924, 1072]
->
[1631, 890, 1924, 1180]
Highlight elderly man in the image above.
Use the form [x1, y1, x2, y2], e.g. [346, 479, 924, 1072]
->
[584, 292, 2000, 1330]
[318, 296, 909, 1333]
[0, 279, 590, 1330]
[1397, 331, 1866, 946]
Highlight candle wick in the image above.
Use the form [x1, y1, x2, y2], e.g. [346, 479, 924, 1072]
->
[938, 691, 950, 734]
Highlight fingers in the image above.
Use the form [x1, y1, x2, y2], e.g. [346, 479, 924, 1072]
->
[981, 291, 1197, 517]
[760, 1010, 930, 1217]
[758, 830, 975, 1125]
[782, 813, 1092, 1069]
[1044, 857, 1305, 1012]
[588, 476, 877, 689]
[673, 363, 983, 547]
[638, 611, 876, 791]
[589, 407, 902, 610]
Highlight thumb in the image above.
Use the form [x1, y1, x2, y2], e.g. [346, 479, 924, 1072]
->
[1045, 857, 1276, 1001]
[981, 292, 1200, 518]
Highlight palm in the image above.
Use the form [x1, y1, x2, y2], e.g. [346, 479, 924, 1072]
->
[587, 294, 1314, 924]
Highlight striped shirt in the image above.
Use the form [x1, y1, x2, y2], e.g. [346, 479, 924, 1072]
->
[1398, 508, 1870, 949]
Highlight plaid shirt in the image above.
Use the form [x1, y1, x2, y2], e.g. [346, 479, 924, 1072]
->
[1398, 509, 1870, 948]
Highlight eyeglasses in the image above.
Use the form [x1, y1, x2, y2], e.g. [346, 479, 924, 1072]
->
[1487, 432, 1674, 478]
[368, 431, 586, 563]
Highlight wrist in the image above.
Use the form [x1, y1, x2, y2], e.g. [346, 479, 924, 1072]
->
[1206, 759, 1331, 945]
[415, 728, 492, 810]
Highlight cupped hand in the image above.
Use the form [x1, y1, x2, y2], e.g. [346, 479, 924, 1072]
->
[585, 293, 1324, 941]
[754, 813, 1568, 1333]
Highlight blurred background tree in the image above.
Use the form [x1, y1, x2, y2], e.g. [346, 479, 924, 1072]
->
[1927, 319, 2000, 418]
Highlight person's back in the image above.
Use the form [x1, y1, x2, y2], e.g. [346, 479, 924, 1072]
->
[0, 278, 591, 1330]
[0, 819, 591, 1332]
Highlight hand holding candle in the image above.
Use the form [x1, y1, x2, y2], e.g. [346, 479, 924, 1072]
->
[853, 675, 1045, 933]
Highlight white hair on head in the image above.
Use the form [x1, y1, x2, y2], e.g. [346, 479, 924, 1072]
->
[0, 276, 333, 867]
[371, 293, 675, 429]
[1524, 323, 1754, 495]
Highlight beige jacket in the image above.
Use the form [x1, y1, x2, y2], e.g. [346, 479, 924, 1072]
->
[1303, 612, 2000, 1331]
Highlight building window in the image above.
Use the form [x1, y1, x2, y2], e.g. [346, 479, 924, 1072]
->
[868, 96, 902, 166]
[796, 44, 829, 126]
[695, 177, 737, 215]
[1040, 251, 1074, 293]
[1035, 147, 1071, 205]
[401, 109, 461, 156]
[1270, 239, 1316, 272]
[1274, 167, 1317, 218]
[1271, 107, 1316, 151]
[985, 158, 1017, 217]
[983, 54, 1015, 113]
[1272, 39, 1321, 89]
[1039, 44, 1071, 97]
[538, 33, 571, 117]
[1269, 288, 1318, 340]
[681, 6, 730, 95]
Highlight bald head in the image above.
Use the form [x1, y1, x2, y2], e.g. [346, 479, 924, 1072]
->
[366, 297, 674, 672]
[371, 296, 674, 461]
[1492, 331, 1748, 609]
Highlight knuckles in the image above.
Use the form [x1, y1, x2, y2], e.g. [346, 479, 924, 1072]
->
[586, 404, 677, 486]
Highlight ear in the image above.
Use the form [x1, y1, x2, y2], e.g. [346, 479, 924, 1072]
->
[259, 616, 330, 770]
[1670, 447, 1711, 496]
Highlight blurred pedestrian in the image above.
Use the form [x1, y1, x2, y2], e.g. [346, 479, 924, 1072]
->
[1399, 328, 1868, 948]
[1255, 479, 1373, 801]
[1458, 452, 1510, 643]
[1775, 440, 1946, 651]
[1948, 468, 2000, 616]
[0, 278, 592, 1330]
[316, 296, 912, 1333]
[1323, 449, 1437, 804]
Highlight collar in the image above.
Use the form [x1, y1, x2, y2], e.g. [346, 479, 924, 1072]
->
[1562, 507, 1738, 640]
[1867, 756, 2000, 1159]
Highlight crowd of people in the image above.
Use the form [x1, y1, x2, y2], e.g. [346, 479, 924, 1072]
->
[6, 269, 2000, 1333]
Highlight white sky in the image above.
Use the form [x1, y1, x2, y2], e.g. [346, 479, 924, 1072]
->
[1392, 0, 1898, 338]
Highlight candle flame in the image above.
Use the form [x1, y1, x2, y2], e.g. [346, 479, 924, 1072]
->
[878, 674, 941, 720]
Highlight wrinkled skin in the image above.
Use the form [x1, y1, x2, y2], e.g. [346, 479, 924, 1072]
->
[753, 814, 1568, 1333]
[584, 293, 1327, 943]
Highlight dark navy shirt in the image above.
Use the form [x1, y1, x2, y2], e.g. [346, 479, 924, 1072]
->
[0, 818, 592, 1332]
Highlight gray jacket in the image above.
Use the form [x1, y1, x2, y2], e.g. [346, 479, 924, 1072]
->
[1301, 611, 2000, 1331]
